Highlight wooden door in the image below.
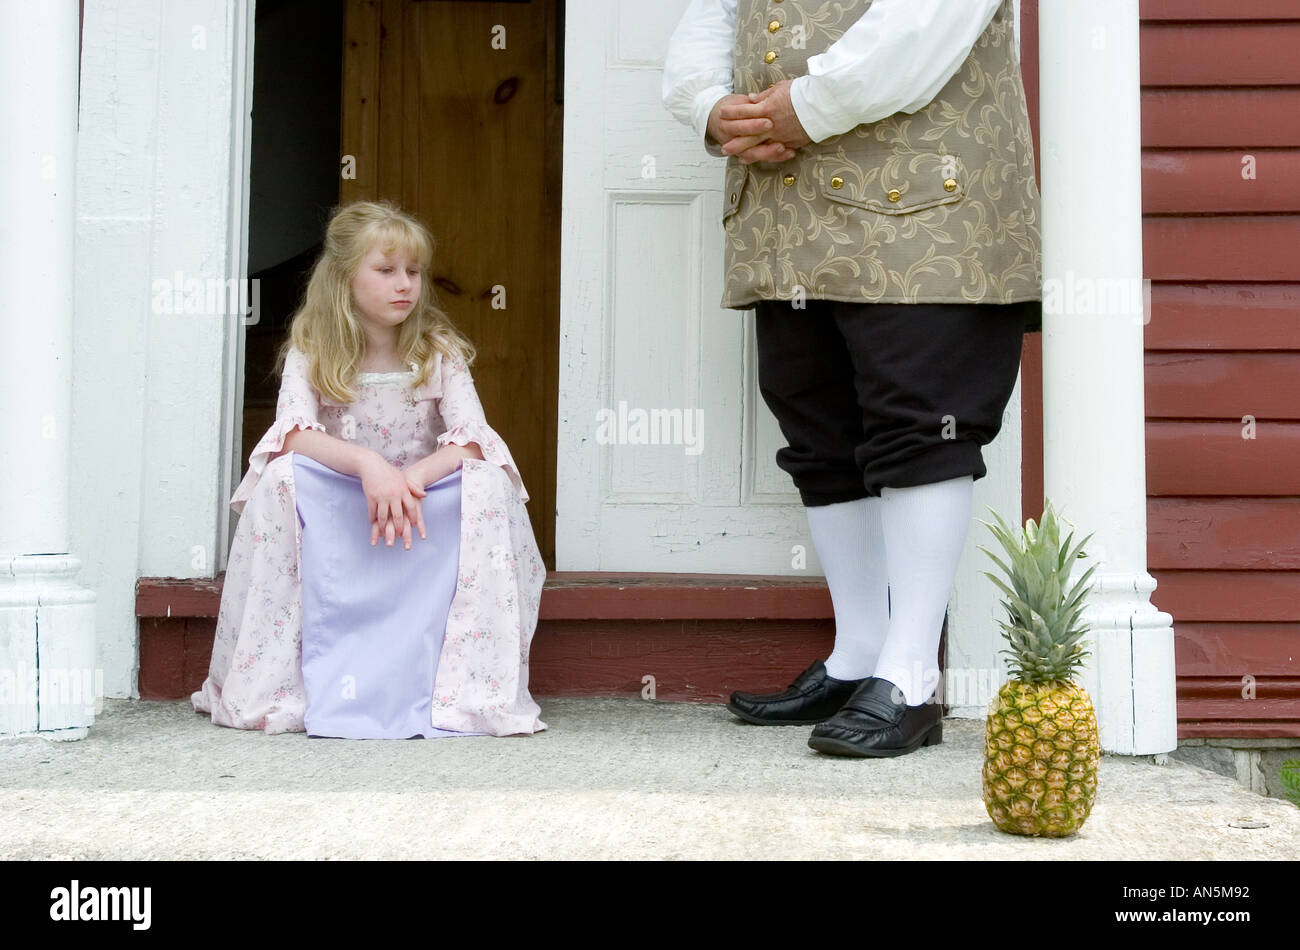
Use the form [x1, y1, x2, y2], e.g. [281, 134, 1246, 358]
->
[341, 0, 561, 565]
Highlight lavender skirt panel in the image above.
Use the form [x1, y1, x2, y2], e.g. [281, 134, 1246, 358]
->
[293, 454, 471, 739]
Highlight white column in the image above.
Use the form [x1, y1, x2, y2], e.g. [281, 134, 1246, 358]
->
[1038, 0, 1175, 754]
[0, 0, 98, 738]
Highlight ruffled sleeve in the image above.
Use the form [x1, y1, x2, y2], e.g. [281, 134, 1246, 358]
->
[229, 345, 327, 514]
[435, 353, 530, 504]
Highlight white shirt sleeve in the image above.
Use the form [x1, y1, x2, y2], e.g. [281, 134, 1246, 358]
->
[662, 0, 738, 158]
[790, 0, 1005, 143]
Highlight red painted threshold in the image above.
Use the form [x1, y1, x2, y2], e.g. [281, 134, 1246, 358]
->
[137, 572, 834, 620]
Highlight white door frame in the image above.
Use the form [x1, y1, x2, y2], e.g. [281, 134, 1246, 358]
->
[219, 0, 258, 571]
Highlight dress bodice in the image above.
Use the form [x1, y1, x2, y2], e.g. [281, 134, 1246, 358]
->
[316, 372, 445, 469]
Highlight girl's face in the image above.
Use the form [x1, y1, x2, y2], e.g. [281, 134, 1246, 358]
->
[350, 242, 422, 336]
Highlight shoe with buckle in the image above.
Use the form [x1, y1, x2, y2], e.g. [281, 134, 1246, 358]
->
[807, 676, 943, 757]
[727, 660, 866, 726]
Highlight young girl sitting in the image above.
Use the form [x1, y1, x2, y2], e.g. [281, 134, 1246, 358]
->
[192, 199, 546, 739]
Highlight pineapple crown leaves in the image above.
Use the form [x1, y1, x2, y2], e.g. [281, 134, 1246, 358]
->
[977, 499, 1098, 684]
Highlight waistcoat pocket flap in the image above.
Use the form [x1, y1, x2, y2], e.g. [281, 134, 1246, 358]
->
[816, 151, 966, 215]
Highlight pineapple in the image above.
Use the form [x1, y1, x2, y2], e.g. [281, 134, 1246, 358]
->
[978, 499, 1100, 837]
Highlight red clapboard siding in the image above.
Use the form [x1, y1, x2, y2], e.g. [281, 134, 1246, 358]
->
[1146, 423, 1300, 494]
[1178, 696, 1300, 730]
[1144, 354, 1300, 419]
[1140, 8, 1300, 736]
[1148, 499, 1300, 570]
[1145, 284, 1300, 349]
[1179, 718, 1298, 739]
[1153, 571, 1300, 621]
[1142, 89, 1300, 147]
[1143, 151, 1300, 213]
[1142, 0, 1300, 21]
[1174, 623, 1300, 675]
[1144, 217, 1300, 280]
[1142, 24, 1300, 85]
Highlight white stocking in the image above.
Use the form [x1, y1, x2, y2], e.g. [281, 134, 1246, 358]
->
[806, 496, 890, 681]
[873, 475, 974, 705]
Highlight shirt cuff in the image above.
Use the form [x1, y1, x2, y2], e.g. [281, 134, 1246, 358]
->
[789, 74, 849, 144]
[692, 84, 732, 157]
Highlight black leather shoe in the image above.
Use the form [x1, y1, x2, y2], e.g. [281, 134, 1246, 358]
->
[727, 661, 866, 726]
[807, 677, 943, 757]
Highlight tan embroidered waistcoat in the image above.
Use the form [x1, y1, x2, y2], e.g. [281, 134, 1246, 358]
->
[720, 0, 1043, 317]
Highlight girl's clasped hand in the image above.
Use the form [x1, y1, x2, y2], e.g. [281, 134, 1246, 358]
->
[359, 451, 429, 549]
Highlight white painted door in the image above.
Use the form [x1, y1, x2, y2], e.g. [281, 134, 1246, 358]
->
[557, 0, 1027, 717]
[557, 0, 810, 574]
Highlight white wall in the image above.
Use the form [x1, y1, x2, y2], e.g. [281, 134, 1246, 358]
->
[74, 0, 245, 697]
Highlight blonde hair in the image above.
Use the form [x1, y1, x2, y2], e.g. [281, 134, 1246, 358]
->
[277, 199, 476, 403]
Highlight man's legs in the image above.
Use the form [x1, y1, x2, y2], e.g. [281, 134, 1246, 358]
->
[808, 301, 1026, 756]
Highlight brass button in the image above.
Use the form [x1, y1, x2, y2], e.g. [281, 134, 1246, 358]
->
[887, 189, 902, 202]
[730, 193, 737, 203]
[782, 174, 796, 186]
[764, 50, 777, 64]
[768, 19, 780, 32]
[830, 176, 843, 189]
[943, 178, 958, 192]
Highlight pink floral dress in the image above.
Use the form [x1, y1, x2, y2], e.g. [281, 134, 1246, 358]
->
[191, 345, 547, 736]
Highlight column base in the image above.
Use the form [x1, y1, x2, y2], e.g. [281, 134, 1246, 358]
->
[1076, 567, 1177, 755]
[0, 555, 98, 737]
